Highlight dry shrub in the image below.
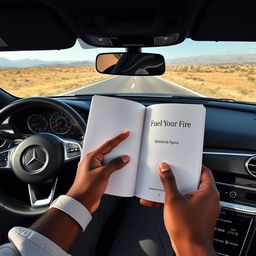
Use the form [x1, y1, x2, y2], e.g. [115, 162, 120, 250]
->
[161, 65, 256, 102]
[0, 66, 110, 97]
[1, 64, 256, 102]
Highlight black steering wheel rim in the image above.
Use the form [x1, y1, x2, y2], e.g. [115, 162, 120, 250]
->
[0, 97, 86, 216]
[0, 97, 86, 134]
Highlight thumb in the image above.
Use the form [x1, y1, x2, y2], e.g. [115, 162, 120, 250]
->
[158, 162, 182, 202]
[103, 155, 130, 176]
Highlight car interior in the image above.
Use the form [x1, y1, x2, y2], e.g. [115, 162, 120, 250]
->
[0, 0, 256, 255]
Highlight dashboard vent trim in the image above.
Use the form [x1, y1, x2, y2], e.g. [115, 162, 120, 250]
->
[0, 138, 6, 149]
[245, 155, 256, 178]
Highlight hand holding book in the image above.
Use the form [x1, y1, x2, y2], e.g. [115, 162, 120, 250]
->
[82, 95, 206, 203]
[78, 127, 219, 256]
[67, 130, 131, 213]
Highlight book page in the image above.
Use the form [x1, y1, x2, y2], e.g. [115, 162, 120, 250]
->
[82, 95, 145, 197]
[135, 104, 205, 203]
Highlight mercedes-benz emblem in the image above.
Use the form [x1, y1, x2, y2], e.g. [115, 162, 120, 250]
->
[22, 147, 48, 172]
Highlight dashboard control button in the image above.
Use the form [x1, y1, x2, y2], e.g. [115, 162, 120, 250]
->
[214, 209, 253, 256]
[229, 191, 237, 199]
[66, 142, 81, 158]
[0, 152, 8, 167]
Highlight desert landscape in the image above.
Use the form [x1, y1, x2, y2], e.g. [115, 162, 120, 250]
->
[0, 64, 255, 102]
[0, 66, 110, 97]
[162, 65, 256, 102]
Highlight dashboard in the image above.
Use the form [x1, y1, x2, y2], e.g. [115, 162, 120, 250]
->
[26, 112, 72, 135]
[2, 94, 256, 256]
[8, 106, 87, 139]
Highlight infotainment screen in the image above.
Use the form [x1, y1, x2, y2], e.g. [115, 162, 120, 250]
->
[214, 210, 253, 256]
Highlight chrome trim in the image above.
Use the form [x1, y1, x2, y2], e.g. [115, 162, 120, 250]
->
[220, 201, 256, 215]
[22, 147, 49, 173]
[0, 138, 7, 148]
[217, 253, 229, 256]
[42, 133, 82, 162]
[27, 114, 48, 134]
[216, 182, 256, 192]
[245, 155, 256, 178]
[28, 178, 58, 207]
[240, 218, 253, 256]
[203, 151, 255, 157]
[3, 118, 9, 125]
[49, 112, 72, 135]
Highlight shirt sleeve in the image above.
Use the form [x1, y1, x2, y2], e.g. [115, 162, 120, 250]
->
[0, 196, 92, 256]
[0, 243, 20, 256]
[6, 227, 71, 256]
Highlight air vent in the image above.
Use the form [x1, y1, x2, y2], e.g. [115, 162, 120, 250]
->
[0, 138, 6, 148]
[245, 156, 256, 178]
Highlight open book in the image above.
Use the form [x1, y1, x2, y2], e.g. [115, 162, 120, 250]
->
[81, 95, 206, 203]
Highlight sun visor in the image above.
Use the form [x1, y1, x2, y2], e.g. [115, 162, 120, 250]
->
[0, 2, 76, 51]
[190, 0, 256, 42]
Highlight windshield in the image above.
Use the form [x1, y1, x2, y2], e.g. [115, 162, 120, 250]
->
[0, 39, 255, 102]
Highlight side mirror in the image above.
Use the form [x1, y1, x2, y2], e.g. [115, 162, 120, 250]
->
[96, 52, 165, 76]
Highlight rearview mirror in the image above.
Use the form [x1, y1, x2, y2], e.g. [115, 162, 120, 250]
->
[96, 53, 165, 76]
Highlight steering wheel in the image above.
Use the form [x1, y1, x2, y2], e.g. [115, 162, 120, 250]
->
[0, 97, 86, 216]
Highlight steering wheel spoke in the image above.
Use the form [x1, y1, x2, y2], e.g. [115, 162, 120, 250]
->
[60, 138, 82, 163]
[0, 146, 16, 171]
[28, 178, 58, 207]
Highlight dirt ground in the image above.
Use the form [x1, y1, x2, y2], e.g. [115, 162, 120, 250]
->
[0, 65, 255, 102]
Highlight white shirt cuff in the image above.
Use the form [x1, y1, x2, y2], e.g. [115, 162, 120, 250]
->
[8, 227, 71, 256]
[6, 196, 93, 256]
[50, 195, 92, 231]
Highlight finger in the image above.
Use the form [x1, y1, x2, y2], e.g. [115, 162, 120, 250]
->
[158, 162, 182, 202]
[103, 155, 130, 175]
[199, 165, 215, 188]
[195, 166, 220, 202]
[140, 199, 163, 209]
[94, 130, 130, 155]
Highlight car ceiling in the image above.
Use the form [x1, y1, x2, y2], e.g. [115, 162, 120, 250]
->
[0, 0, 255, 51]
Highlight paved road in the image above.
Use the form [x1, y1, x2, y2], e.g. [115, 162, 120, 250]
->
[62, 76, 204, 96]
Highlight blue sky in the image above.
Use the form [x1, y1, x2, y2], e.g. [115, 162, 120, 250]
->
[0, 39, 255, 61]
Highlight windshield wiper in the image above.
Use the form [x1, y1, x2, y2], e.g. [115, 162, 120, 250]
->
[167, 96, 237, 102]
[71, 93, 249, 104]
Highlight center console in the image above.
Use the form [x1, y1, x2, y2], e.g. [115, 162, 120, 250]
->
[203, 150, 256, 256]
[213, 182, 256, 256]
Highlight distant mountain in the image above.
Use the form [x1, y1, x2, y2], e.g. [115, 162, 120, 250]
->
[0, 57, 94, 68]
[66, 60, 94, 66]
[167, 54, 256, 65]
[1, 54, 255, 68]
